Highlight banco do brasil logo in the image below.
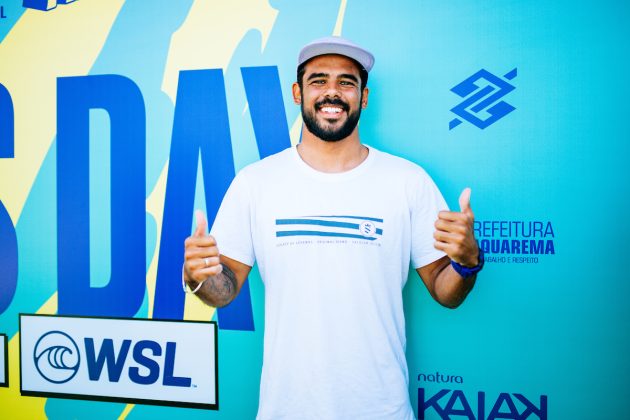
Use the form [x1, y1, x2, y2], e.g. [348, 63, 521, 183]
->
[449, 68, 517, 130]
[34, 330, 80, 384]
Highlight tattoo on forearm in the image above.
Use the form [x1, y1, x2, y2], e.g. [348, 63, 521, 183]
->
[201, 263, 237, 307]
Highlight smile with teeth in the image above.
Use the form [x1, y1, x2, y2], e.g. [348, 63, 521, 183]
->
[319, 106, 344, 115]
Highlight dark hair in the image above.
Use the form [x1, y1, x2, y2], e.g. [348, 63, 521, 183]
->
[296, 56, 369, 91]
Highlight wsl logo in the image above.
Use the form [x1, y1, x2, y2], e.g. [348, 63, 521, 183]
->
[33, 331, 80, 384]
[20, 315, 217, 408]
[449, 68, 517, 130]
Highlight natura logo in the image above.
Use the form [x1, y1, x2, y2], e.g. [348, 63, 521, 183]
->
[33, 330, 80, 384]
[449, 68, 517, 130]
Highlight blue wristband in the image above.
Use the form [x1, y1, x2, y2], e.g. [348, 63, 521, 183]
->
[451, 247, 484, 278]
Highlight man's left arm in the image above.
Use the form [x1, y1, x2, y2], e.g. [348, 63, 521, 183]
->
[417, 188, 482, 308]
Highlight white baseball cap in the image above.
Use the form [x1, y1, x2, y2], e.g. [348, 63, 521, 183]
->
[298, 36, 375, 72]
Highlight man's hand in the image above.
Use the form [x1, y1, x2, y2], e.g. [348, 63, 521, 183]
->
[184, 210, 223, 285]
[433, 188, 479, 267]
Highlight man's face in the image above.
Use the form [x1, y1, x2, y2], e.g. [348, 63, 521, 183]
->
[294, 54, 368, 142]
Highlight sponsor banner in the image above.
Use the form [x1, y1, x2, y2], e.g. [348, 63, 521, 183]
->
[475, 220, 556, 264]
[0, 2, 628, 418]
[418, 387, 548, 420]
[1, 333, 7, 387]
[416, 371, 548, 420]
[449, 68, 517, 130]
[19, 314, 217, 409]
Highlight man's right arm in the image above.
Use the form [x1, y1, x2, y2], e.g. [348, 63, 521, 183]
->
[183, 211, 252, 308]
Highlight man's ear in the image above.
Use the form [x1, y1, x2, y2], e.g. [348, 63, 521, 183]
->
[361, 87, 369, 109]
[292, 82, 302, 104]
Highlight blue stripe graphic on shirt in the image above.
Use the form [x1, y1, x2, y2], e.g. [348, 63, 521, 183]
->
[275, 218, 383, 235]
[275, 215, 384, 239]
[276, 231, 378, 240]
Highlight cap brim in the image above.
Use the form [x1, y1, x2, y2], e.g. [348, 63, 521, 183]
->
[298, 37, 374, 72]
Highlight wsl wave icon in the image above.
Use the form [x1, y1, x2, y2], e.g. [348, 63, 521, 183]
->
[276, 215, 383, 241]
[449, 68, 517, 130]
[33, 330, 80, 384]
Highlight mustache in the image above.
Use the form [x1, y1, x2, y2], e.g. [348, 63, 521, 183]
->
[315, 98, 349, 112]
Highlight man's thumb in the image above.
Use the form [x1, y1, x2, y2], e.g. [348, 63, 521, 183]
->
[194, 210, 208, 237]
[459, 188, 472, 214]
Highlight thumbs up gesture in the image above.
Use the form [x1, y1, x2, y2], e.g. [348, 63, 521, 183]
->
[433, 188, 480, 267]
[183, 210, 223, 284]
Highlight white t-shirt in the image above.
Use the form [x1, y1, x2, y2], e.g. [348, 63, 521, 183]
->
[211, 145, 447, 420]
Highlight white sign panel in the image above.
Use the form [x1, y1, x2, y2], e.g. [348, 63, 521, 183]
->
[1, 333, 7, 387]
[20, 315, 217, 409]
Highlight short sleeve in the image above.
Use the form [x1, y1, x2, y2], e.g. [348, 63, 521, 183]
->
[210, 170, 256, 267]
[410, 170, 449, 269]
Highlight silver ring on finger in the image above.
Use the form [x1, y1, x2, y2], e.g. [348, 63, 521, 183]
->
[204, 257, 210, 267]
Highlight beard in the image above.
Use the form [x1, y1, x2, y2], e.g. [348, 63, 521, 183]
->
[301, 97, 362, 142]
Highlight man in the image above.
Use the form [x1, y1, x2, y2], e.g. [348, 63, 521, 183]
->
[183, 36, 483, 419]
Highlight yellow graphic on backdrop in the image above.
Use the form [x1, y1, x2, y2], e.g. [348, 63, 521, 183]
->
[0, 1, 125, 223]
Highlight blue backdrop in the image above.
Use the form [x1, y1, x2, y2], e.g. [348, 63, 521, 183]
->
[0, 0, 628, 418]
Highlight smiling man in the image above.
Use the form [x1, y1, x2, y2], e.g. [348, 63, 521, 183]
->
[183, 36, 483, 419]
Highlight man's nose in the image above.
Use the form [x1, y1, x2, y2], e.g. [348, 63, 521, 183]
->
[323, 83, 341, 98]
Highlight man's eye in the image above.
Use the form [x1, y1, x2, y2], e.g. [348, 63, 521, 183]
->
[340, 81, 355, 86]
[312, 80, 325, 85]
